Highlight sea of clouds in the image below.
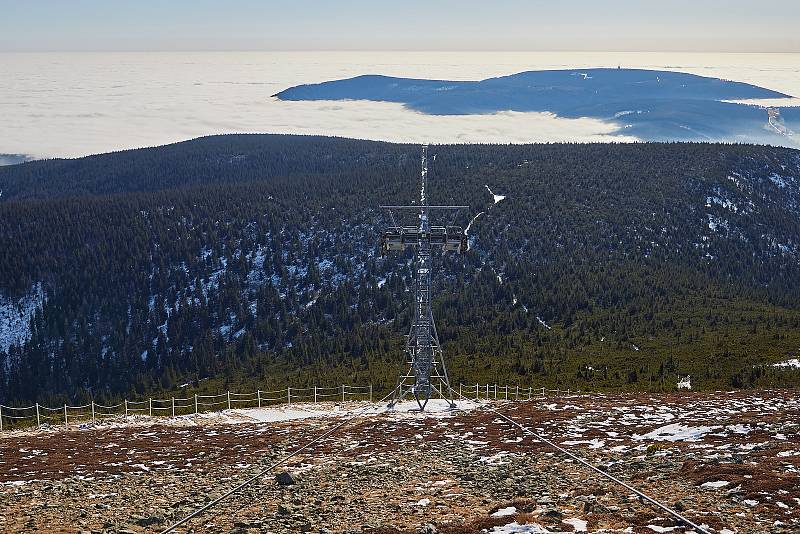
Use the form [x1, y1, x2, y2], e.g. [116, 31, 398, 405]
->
[1, 51, 799, 160]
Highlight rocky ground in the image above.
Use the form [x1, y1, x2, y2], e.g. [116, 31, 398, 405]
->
[1, 391, 798, 533]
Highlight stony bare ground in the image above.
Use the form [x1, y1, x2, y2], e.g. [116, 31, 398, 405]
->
[1, 391, 798, 533]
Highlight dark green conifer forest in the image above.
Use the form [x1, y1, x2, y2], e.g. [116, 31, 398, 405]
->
[1, 135, 798, 405]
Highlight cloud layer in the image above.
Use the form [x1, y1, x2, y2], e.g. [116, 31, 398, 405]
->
[1, 51, 799, 159]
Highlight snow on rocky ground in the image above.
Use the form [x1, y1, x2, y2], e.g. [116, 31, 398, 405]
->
[0, 391, 797, 533]
[183, 398, 479, 426]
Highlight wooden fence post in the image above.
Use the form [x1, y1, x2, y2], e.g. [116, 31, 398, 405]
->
[516, 385, 519, 401]
[36, 403, 40, 427]
[194, 394, 198, 414]
[287, 387, 291, 406]
[341, 384, 345, 402]
[64, 404, 68, 427]
[91, 401, 95, 422]
[171, 397, 175, 417]
[494, 384, 497, 400]
[227, 391, 231, 410]
[257, 390, 261, 408]
[124, 400, 128, 417]
[148, 398, 152, 417]
[476, 383, 479, 400]
[369, 385, 373, 402]
[459, 383, 462, 398]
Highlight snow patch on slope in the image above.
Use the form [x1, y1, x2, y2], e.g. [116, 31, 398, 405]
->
[485, 185, 506, 204]
[0, 283, 45, 354]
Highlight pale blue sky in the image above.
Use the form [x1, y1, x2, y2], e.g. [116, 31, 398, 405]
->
[1, 0, 798, 52]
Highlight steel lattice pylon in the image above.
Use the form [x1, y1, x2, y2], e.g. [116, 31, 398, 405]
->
[380, 145, 467, 410]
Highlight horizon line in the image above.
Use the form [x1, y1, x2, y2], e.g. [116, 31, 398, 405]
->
[2, 49, 800, 55]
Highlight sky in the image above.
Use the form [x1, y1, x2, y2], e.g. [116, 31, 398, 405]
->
[1, 0, 799, 53]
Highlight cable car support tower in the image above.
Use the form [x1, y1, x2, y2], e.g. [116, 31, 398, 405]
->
[380, 145, 468, 410]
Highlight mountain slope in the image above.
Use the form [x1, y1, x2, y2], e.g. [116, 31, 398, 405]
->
[1, 135, 799, 404]
[274, 69, 800, 147]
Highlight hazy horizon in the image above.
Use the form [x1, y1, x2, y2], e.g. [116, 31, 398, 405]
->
[1, 1, 798, 53]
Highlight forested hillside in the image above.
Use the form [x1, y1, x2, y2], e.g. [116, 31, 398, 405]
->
[1, 135, 799, 405]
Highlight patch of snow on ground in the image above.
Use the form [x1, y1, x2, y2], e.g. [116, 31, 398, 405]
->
[701, 480, 730, 489]
[563, 518, 588, 532]
[480, 451, 513, 465]
[536, 316, 552, 330]
[562, 439, 605, 449]
[634, 423, 719, 442]
[188, 398, 477, 425]
[489, 523, 550, 533]
[196, 404, 346, 424]
[491, 506, 517, 518]
[773, 358, 800, 369]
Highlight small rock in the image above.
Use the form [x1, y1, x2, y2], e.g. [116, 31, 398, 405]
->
[542, 508, 562, 519]
[275, 472, 297, 486]
[135, 515, 163, 527]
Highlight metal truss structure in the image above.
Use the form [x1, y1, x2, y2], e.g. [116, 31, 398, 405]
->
[380, 145, 467, 410]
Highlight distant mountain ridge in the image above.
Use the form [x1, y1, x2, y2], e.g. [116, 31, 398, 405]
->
[0, 154, 31, 167]
[275, 69, 800, 146]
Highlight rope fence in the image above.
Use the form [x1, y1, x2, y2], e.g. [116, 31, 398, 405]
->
[0, 383, 576, 432]
[457, 384, 578, 401]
